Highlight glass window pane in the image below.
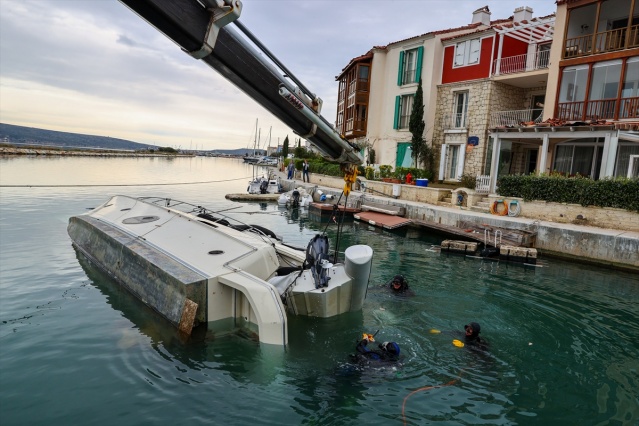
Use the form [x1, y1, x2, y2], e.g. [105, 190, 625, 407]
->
[590, 61, 622, 100]
[614, 144, 639, 177]
[553, 145, 573, 174]
[572, 146, 594, 176]
[359, 66, 369, 80]
[455, 42, 466, 66]
[448, 145, 459, 179]
[622, 58, 639, 98]
[468, 39, 480, 64]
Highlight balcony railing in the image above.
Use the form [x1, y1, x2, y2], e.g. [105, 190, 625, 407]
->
[490, 109, 543, 127]
[493, 50, 550, 75]
[345, 119, 367, 134]
[557, 97, 639, 121]
[442, 113, 468, 130]
[564, 24, 639, 59]
[621, 97, 639, 119]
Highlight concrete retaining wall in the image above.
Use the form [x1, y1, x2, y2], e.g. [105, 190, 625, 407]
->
[486, 195, 639, 233]
[285, 172, 639, 271]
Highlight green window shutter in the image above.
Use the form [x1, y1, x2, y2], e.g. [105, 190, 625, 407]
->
[397, 51, 405, 86]
[415, 46, 424, 82]
[393, 96, 401, 129]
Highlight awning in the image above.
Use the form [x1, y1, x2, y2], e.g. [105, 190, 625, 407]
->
[354, 212, 412, 230]
[493, 16, 555, 44]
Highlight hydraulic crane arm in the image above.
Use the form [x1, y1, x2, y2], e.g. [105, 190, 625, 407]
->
[118, 0, 363, 166]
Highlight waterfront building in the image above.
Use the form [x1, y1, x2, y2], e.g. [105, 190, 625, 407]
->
[486, 0, 639, 191]
[335, 10, 484, 167]
[335, 1, 639, 187]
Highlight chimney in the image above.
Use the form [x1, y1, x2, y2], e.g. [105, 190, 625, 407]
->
[513, 6, 533, 22]
[472, 5, 491, 25]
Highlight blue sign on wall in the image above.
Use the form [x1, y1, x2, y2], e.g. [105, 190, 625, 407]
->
[468, 136, 479, 146]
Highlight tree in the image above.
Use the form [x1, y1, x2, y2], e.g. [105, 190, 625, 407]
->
[409, 78, 425, 168]
[282, 135, 290, 158]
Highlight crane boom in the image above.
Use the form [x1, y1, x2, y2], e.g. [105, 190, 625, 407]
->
[119, 0, 363, 166]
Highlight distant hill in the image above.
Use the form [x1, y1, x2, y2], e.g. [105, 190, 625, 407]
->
[0, 123, 265, 155]
[0, 122, 154, 151]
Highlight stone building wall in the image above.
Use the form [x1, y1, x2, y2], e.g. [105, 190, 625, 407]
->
[434, 80, 533, 179]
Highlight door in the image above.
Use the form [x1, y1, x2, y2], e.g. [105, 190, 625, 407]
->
[396, 142, 413, 168]
[447, 145, 459, 179]
[525, 148, 538, 174]
[531, 95, 545, 122]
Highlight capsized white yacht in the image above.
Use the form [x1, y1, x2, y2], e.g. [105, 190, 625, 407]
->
[67, 196, 373, 346]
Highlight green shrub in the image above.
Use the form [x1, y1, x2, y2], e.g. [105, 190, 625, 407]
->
[379, 165, 393, 178]
[460, 174, 477, 189]
[497, 174, 639, 212]
[394, 167, 433, 181]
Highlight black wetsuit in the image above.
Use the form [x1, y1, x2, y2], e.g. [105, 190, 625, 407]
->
[351, 339, 400, 364]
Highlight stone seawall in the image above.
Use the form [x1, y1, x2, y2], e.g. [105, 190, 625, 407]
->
[284, 172, 639, 271]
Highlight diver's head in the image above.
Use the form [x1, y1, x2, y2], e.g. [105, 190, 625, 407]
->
[391, 275, 407, 292]
[464, 322, 481, 339]
[379, 341, 400, 356]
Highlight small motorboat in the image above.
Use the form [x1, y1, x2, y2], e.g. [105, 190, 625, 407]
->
[248, 172, 282, 194]
[67, 196, 373, 346]
[278, 187, 313, 208]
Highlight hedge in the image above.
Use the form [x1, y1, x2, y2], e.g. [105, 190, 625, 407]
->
[497, 174, 639, 212]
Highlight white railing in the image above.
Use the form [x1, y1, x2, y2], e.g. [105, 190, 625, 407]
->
[490, 109, 542, 128]
[475, 175, 490, 194]
[493, 50, 550, 76]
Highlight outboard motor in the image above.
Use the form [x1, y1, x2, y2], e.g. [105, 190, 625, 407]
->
[306, 234, 331, 288]
[291, 190, 300, 208]
[259, 179, 269, 194]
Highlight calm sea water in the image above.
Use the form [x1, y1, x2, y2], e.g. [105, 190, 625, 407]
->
[1, 156, 638, 426]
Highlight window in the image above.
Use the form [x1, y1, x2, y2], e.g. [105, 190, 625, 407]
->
[393, 94, 414, 130]
[452, 91, 469, 128]
[454, 38, 480, 67]
[588, 60, 622, 119]
[397, 46, 424, 86]
[560, 66, 588, 102]
[552, 140, 604, 178]
[615, 144, 639, 177]
[558, 65, 589, 119]
[621, 57, 639, 118]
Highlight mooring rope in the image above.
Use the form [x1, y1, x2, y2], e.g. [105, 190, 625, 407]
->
[0, 176, 253, 188]
[401, 369, 465, 425]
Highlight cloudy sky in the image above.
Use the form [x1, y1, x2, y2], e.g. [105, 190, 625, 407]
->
[0, 0, 557, 151]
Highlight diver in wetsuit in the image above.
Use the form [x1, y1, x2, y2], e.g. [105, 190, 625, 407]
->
[463, 322, 488, 350]
[352, 333, 401, 364]
[388, 274, 415, 296]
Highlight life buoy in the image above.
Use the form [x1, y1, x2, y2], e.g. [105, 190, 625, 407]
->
[508, 200, 521, 217]
[490, 200, 508, 216]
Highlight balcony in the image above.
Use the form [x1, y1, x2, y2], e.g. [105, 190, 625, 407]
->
[344, 119, 367, 135]
[493, 50, 550, 75]
[557, 97, 639, 121]
[490, 109, 543, 128]
[564, 25, 639, 59]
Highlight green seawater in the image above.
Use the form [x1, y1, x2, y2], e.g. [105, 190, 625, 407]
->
[1, 156, 638, 425]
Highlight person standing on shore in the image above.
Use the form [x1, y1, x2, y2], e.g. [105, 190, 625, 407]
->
[287, 161, 295, 179]
[302, 159, 309, 183]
